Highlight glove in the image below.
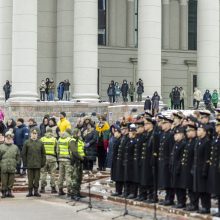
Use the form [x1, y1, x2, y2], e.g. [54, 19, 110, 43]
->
[85, 143, 90, 148]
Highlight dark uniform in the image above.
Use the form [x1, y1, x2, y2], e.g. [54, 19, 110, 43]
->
[139, 126, 159, 202]
[158, 119, 175, 205]
[111, 132, 122, 196]
[207, 131, 220, 217]
[170, 128, 186, 208]
[124, 134, 136, 197]
[114, 131, 129, 196]
[193, 124, 211, 214]
[180, 134, 198, 211]
[130, 127, 145, 199]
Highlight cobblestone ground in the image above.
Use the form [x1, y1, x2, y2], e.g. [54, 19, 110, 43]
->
[0, 193, 179, 220]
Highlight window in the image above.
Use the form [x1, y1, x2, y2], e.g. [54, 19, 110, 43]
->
[188, 0, 197, 50]
[98, 0, 106, 45]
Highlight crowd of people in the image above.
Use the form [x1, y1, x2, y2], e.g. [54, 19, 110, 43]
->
[39, 78, 71, 101]
[109, 109, 220, 217]
[107, 78, 144, 103]
[0, 108, 113, 201]
[168, 86, 219, 111]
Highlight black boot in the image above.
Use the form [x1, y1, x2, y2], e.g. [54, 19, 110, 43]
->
[7, 190, 15, 198]
[40, 187, 45, 193]
[1, 190, 6, 198]
[26, 189, 33, 197]
[34, 189, 41, 197]
[58, 188, 66, 196]
[51, 187, 57, 194]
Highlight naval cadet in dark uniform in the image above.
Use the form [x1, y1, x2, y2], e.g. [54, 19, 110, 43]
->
[139, 117, 159, 203]
[171, 111, 184, 131]
[112, 123, 129, 197]
[124, 124, 137, 199]
[180, 124, 198, 212]
[129, 120, 145, 200]
[157, 116, 175, 206]
[207, 119, 220, 217]
[111, 126, 123, 196]
[170, 127, 186, 208]
[193, 123, 211, 214]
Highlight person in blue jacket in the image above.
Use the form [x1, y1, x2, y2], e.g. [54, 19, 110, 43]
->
[57, 82, 64, 100]
[14, 118, 29, 175]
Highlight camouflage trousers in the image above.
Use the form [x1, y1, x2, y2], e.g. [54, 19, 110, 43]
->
[1, 173, 15, 191]
[57, 161, 73, 192]
[71, 160, 83, 196]
[41, 160, 57, 188]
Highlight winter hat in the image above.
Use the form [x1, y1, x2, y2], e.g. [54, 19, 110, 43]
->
[60, 112, 66, 117]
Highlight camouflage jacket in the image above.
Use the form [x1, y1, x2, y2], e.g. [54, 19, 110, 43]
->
[22, 139, 46, 169]
[0, 143, 20, 173]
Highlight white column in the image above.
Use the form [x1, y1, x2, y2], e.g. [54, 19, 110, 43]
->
[180, 0, 188, 50]
[10, 0, 38, 101]
[56, 0, 74, 85]
[72, 0, 98, 101]
[138, 0, 161, 96]
[127, 0, 135, 47]
[0, 0, 12, 100]
[197, 0, 219, 92]
[162, 0, 170, 49]
[108, 0, 117, 46]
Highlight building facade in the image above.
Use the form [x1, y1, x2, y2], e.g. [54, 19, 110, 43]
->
[0, 0, 218, 107]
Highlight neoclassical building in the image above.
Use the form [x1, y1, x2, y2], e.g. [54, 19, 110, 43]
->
[0, 0, 218, 107]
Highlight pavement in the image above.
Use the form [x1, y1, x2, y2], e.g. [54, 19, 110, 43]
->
[0, 193, 178, 220]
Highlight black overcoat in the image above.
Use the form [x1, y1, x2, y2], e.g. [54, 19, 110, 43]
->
[114, 134, 129, 182]
[170, 139, 185, 188]
[179, 138, 196, 190]
[207, 136, 220, 195]
[193, 136, 211, 193]
[111, 137, 121, 181]
[157, 129, 174, 189]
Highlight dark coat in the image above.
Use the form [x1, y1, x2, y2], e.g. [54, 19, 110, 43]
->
[107, 86, 115, 96]
[14, 124, 29, 147]
[82, 129, 97, 161]
[114, 134, 129, 182]
[173, 90, 180, 105]
[140, 130, 158, 186]
[193, 136, 211, 193]
[0, 121, 6, 134]
[22, 139, 46, 169]
[57, 83, 64, 100]
[170, 139, 185, 188]
[121, 83, 129, 96]
[179, 138, 196, 190]
[207, 136, 220, 195]
[107, 135, 116, 168]
[157, 129, 174, 189]
[136, 84, 144, 94]
[133, 133, 145, 183]
[203, 92, 212, 105]
[111, 137, 121, 181]
[123, 137, 136, 182]
[144, 98, 151, 111]
[40, 123, 48, 137]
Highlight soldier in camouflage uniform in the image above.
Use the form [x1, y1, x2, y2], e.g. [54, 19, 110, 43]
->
[40, 128, 58, 193]
[57, 129, 73, 196]
[69, 128, 85, 201]
[0, 131, 20, 198]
